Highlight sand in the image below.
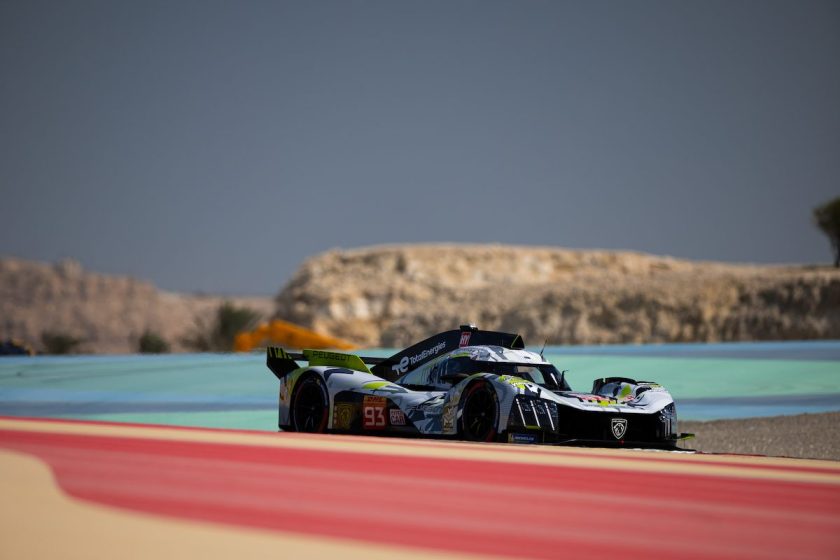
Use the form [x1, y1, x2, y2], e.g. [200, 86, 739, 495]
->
[681, 412, 840, 461]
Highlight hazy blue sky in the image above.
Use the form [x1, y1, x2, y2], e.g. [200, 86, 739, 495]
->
[1, 1, 838, 295]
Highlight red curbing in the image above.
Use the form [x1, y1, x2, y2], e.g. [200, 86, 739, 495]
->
[1, 419, 839, 559]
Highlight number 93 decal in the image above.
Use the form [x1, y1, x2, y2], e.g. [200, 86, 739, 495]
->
[363, 396, 387, 429]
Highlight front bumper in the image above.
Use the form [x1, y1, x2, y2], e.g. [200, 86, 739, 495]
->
[505, 395, 690, 448]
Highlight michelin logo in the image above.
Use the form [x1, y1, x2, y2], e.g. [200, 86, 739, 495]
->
[391, 341, 447, 375]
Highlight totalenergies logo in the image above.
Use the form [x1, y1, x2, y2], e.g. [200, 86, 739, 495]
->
[390, 341, 447, 375]
[391, 356, 411, 375]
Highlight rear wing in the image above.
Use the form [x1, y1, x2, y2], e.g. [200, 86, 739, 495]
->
[267, 325, 526, 382]
[266, 347, 385, 380]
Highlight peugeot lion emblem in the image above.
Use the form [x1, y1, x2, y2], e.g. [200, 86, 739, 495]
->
[611, 418, 628, 439]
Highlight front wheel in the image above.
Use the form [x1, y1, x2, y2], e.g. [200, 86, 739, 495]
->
[291, 374, 330, 433]
[459, 381, 499, 442]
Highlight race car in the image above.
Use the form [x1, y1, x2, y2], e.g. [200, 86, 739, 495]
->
[266, 325, 693, 448]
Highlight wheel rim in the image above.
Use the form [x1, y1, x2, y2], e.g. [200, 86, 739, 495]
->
[293, 380, 327, 432]
[463, 385, 497, 441]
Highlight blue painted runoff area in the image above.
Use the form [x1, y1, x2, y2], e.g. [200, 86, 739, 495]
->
[0, 341, 838, 430]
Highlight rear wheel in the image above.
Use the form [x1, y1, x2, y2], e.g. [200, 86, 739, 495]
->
[459, 381, 499, 442]
[291, 375, 329, 433]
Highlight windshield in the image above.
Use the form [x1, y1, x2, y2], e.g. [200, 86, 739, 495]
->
[443, 357, 571, 391]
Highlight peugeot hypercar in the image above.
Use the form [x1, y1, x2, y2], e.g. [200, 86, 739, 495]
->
[266, 325, 692, 448]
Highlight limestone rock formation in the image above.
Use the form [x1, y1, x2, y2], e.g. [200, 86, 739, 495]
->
[273, 245, 840, 347]
[0, 258, 272, 354]
[4, 246, 837, 353]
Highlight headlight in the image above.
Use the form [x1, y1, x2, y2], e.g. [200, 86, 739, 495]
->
[659, 403, 676, 419]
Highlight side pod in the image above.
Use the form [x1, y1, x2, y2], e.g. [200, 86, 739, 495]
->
[266, 347, 300, 380]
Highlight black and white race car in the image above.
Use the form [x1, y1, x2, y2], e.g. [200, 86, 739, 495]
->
[266, 325, 693, 448]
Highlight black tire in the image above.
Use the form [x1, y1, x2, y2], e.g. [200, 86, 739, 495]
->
[291, 374, 330, 433]
[459, 380, 499, 442]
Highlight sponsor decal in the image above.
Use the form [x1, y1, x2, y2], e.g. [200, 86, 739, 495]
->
[309, 350, 349, 362]
[363, 396, 387, 429]
[410, 341, 447, 365]
[442, 402, 456, 432]
[333, 403, 355, 430]
[391, 341, 448, 375]
[389, 408, 406, 426]
[391, 357, 410, 375]
[459, 332, 472, 347]
[611, 418, 628, 439]
[508, 433, 538, 444]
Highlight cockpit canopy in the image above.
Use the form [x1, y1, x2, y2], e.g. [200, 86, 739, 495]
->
[439, 356, 571, 390]
[398, 347, 571, 391]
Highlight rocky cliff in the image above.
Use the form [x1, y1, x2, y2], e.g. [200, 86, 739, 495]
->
[0, 258, 273, 354]
[4, 247, 838, 353]
[274, 245, 840, 347]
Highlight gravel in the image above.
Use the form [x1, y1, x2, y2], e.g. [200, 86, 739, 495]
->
[680, 412, 840, 461]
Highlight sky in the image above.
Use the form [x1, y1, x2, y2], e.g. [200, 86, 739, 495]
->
[1, 0, 838, 295]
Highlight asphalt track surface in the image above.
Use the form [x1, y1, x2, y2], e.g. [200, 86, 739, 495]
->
[2, 416, 839, 559]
